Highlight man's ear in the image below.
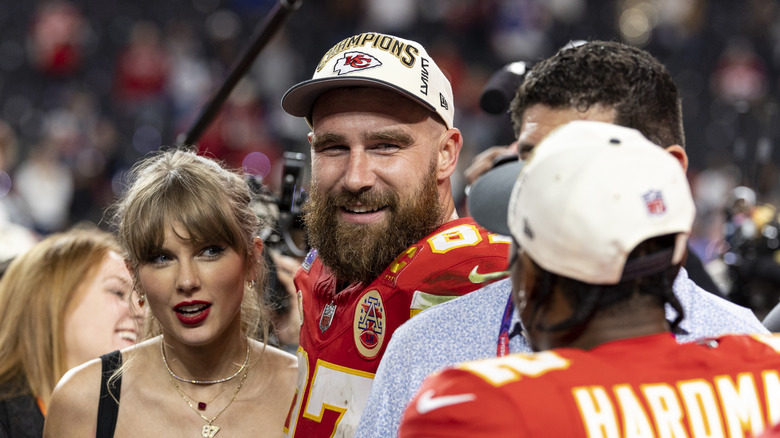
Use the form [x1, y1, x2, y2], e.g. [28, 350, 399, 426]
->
[437, 128, 463, 181]
[665, 145, 688, 173]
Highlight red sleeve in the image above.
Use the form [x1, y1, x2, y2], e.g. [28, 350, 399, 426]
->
[389, 218, 510, 301]
[399, 369, 520, 438]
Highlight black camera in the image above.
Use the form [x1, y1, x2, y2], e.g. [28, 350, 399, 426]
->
[248, 151, 309, 258]
[247, 151, 309, 327]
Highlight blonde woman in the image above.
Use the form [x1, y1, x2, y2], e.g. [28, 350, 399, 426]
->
[0, 224, 139, 437]
[45, 149, 297, 437]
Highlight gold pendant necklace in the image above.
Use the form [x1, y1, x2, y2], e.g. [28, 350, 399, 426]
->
[174, 380, 231, 411]
[169, 356, 250, 437]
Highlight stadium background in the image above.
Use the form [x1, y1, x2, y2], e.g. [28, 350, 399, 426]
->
[1, 0, 780, 311]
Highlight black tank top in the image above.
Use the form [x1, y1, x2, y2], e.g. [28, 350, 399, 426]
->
[96, 350, 122, 438]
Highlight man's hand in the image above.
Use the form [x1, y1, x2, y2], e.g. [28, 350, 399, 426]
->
[270, 250, 303, 347]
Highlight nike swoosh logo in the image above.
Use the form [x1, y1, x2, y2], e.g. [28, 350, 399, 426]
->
[416, 389, 476, 415]
[468, 266, 509, 284]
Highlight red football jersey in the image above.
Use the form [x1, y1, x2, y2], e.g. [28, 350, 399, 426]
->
[284, 217, 510, 437]
[400, 333, 780, 438]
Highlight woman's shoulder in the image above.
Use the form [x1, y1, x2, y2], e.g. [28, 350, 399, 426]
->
[45, 341, 163, 437]
[244, 341, 297, 425]
[249, 341, 297, 391]
[43, 356, 106, 437]
[255, 341, 297, 369]
[54, 356, 105, 402]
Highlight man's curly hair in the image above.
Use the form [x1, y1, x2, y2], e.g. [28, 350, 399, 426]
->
[510, 40, 684, 149]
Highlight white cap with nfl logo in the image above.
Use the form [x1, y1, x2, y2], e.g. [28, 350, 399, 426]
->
[281, 32, 454, 129]
[507, 121, 695, 285]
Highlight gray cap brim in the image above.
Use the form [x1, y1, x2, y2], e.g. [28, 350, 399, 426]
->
[467, 159, 523, 237]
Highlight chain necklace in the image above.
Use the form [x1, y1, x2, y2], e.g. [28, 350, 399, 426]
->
[170, 365, 249, 438]
[161, 339, 251, 385]
[174, 380, 231, 411]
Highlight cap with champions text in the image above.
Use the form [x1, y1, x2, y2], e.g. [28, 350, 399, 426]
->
[473, 120, 695, 285]
[281, 32, 454, 129]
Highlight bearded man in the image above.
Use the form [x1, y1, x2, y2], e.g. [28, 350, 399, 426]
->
[279, 32, 510, 437]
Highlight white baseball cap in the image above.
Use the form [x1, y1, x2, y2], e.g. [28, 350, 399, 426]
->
[504, 121, 695, 285]
[281, 32, 454, 129]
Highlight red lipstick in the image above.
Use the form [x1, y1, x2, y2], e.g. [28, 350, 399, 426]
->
[173, 300, 211, 325]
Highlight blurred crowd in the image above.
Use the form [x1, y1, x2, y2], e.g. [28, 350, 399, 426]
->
[3, 0, 780, 315]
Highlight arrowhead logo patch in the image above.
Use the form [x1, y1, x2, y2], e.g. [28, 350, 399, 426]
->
[333, 51, 382, 75]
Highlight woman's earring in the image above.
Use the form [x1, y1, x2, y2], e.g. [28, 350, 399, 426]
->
[137, 293, 146, 308]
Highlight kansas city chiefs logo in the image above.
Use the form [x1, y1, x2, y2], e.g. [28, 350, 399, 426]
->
[333, 51, 382, 75]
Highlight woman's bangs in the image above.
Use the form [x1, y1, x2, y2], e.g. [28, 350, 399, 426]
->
[162, 187, 242, 249]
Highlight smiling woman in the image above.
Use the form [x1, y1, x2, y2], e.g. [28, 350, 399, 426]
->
[0, 223, 140, 437]
[63, 242, 139, 370]
[43, 148, 297, 438]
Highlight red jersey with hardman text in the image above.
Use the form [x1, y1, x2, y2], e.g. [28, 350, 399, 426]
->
[284, 217, 510, 437]
[400, 333, 780, 438]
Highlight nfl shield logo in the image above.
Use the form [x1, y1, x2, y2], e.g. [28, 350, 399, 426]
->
[319, 301, 336, 332]
[642, 190, 666, 215]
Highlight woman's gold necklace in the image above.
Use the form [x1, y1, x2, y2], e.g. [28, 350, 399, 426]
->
[174, 381, 231, 411]
[170, 367, 249, 437]
[161, 340, 251, 385]
[163, 339, 252, 438]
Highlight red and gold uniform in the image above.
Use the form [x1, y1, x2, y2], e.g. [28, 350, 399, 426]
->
[400, 333, 780, 438]
[284, 217, 510, 437]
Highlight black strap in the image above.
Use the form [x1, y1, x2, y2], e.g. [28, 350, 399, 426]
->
[96, 350, 122, 438]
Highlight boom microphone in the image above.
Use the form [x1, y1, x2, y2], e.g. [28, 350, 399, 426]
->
[479, 61, 528, 115]
[177, 0, 303, 148]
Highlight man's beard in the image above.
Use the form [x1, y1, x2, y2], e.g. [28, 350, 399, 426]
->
[303, 163, 444, 286]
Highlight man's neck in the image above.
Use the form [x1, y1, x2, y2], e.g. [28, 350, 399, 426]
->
[569, 305, 670, 350]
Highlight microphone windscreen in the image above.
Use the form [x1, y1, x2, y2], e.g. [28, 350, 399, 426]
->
[479, 61, 528, 115]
